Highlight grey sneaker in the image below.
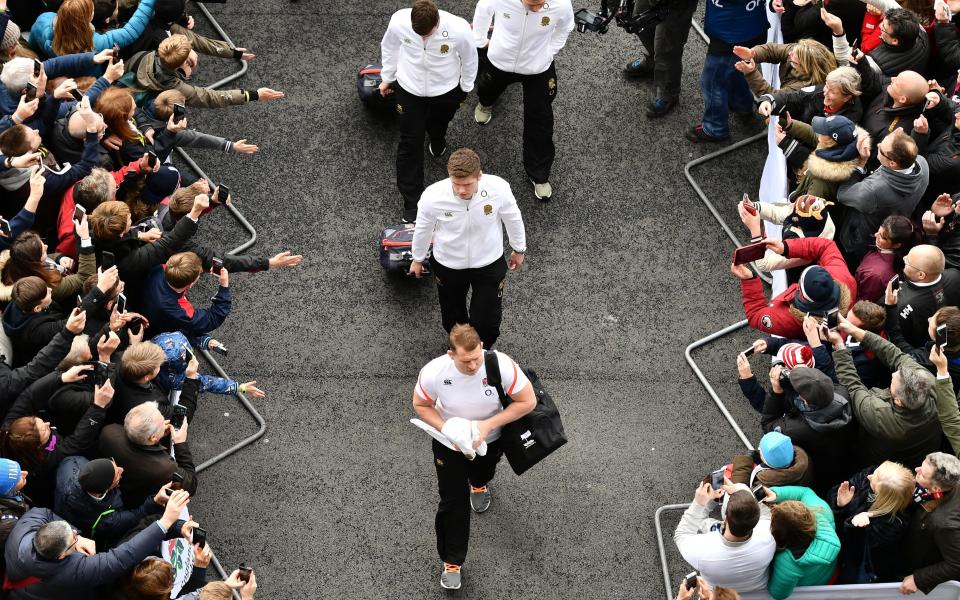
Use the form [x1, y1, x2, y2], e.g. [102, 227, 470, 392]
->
[440, 563, 462, 589]
[428, 140, 447, 158]
[530, 179, 552, 201]
[470, 484, 491, 513]
[474, 103, 493, 125]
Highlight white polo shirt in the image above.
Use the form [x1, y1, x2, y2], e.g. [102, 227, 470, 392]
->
[415, 350, 529, 443]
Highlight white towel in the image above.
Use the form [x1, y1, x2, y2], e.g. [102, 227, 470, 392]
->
[411, 418, 488, 459]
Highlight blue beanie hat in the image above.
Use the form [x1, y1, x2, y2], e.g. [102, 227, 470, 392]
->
[792, 265, 841, 315]
[0, 459, 22, 496]
[759, 432, 794, 469]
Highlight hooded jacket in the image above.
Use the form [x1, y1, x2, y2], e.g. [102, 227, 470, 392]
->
[767, 486, 841, 600]
[731, 446, 816, 488]
[833, 332, 942, 469]
[53, 456, 163, 549]
[3, 507, 164, 600]
[836, 156, 929, 260]
[1, 302, 67, 368]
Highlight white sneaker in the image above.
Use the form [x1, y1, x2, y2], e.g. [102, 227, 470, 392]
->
[474, 103, 493, 125]
[531, 179, 552, 201]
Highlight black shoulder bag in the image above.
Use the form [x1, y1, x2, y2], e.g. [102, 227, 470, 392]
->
[484, 351, 567, 475]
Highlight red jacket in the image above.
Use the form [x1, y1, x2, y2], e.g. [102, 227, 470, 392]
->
[861, 11, 883, 54]
[740, 237, 857, 338]
[54, 160, 144, 260]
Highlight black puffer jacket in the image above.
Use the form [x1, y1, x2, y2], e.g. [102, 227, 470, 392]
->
[867, 25, 930, 76]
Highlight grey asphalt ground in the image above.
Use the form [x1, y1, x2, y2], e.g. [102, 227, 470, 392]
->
[177, 1, 781, 598]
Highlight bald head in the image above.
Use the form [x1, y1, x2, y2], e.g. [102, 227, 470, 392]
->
[67, 112, 86, 139]
[907, 245, 946, 281]
[887, 71, 929, 106]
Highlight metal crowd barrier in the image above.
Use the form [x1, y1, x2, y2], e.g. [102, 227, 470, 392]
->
[659, 16, 960, 600]
[177, 3, 265, 596]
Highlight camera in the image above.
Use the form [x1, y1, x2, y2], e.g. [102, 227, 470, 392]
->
[574, 0, 669, 35]
[171, 404, 187, 430]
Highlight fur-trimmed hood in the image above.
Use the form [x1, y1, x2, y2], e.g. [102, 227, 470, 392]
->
[804, 126, 871, 183]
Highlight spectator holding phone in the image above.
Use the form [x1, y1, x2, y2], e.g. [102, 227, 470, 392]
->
[885, 300, 960, 392]
[1, 225, 97, 309]
[136, 89, 260, 155]
[99, 400, 197, 507]
[2, 490, 190, 600]
[855, 215, 920, 303]
[826, 461, 915, 583]
[139, 251, 230, 348]
[732, 237, 856, 339]
[152, 331, 265, 398]
[729, 431, 815, 489]
[928, 343, 960, 454]
[830, 314, 942, 469]
[901, 452, 960, 594]
[674, 481, 775, 593]
[0, 161, 45, 250]
[30, 0, 157, 65]
[53, 456, 167, 549]
[198, 568, 258, 600]
[673, 573, 741, 600]
[111, 340, 198, 424]
[840, 300, 893, 388]
[892, 245, 960, 346]
[0, 377, 112, 507]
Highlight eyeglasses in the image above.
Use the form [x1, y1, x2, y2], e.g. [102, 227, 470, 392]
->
[61, 527, 80, 557]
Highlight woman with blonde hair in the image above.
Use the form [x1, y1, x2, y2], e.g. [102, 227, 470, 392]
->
[827, 461, 915, 583]
[30, 0, 156, 65]
[733, 38, 838, 97]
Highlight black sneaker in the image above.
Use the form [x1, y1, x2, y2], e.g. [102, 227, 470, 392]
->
[645, 97, 677, 119]
[685, 124, 729, 143]
[624, 56, 654, 78]
[402, 208, 417, 223]
[428, 140, 447, 158]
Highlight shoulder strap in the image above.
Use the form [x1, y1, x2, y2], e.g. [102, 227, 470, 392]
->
[484, 350, 511, 407]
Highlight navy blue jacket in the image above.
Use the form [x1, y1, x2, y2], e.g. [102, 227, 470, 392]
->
[4, 507, 164, 600]
[53, 456, 163, 549]
[704, 0, 769, 51]
[139, 264, 231, 346]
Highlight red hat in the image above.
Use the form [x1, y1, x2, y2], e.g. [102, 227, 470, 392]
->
[777, 343, 815, 370]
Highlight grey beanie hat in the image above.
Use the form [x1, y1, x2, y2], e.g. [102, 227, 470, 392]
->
[787, 367, 834, 409]
[1, 21, 20, 52]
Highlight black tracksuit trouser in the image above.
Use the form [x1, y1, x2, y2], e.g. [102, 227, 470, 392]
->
[477, 60, 557, 184]
[430, 255, 508, 349]
[432, 438, 503, 565]
[395, 84, 466, 211]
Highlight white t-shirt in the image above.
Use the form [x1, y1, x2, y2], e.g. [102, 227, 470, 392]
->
[415, 351, 529, 443]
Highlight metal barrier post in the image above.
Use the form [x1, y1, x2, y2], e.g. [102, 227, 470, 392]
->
[685, 320, 756, 450]
[655, 504, 691, 600]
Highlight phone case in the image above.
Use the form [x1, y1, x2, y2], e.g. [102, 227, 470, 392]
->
[733, 241, 768, 265]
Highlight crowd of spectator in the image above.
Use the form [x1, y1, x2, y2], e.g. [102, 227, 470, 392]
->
[0, 0, 302, 597]
[673, 0, 960, 596]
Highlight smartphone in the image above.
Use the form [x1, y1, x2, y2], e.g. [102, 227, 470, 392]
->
[193, 527, 207, 549]
[211, 256, 224, 275]
[32, 59, 42, 78]
[101, 251, 115, 270]
[211, 343, 228, 356]
[890, 274, 901, 292]
[171, 404, 187, 430]
[69, 88, 83, 102]
[215, 183, 230, 203]
[76, 294, 83, 308]
[145, 151, 157, 168]
[172, 471, 184, 485]
[0, 217, 10, 237]
[110, 43, 120, 65]
[752, 484, 768, 503]
[24, 82, 37, 100]
[238, 564, 252, 583]
[163, 487, 173, 496]
[83, 360, 109, 386]
[684, 570, 699, 591]
[710, 468, 725, 490]
[172, 103, 186, 124]
[733, 241, 767, 265]
[73, 203, 86, 223]
[742, 345, 756, 358]
[116, 292, 126, 314]
[742, 192, 758, 216]
[937, 324, 949, 348]
[826, 308, 839, 331]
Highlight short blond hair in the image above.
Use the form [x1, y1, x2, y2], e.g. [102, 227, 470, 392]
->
[448, 324, 481, 352]
[164, 252, 202, 289]
[90, 200, 130, 241]
[154, 89, 187, 120]
[447, 148, 481, 178]
[120, 342, 166, 382]
[198, 582, 233, 600]
[158, 34, 192, 70]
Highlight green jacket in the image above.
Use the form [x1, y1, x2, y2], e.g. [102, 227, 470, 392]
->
[768, 486, 841, 600]
[833, 332, 942, 468]
[933, 375, 960, 455]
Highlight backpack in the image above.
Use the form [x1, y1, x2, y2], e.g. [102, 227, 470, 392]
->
[378, 223, 430, 275]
